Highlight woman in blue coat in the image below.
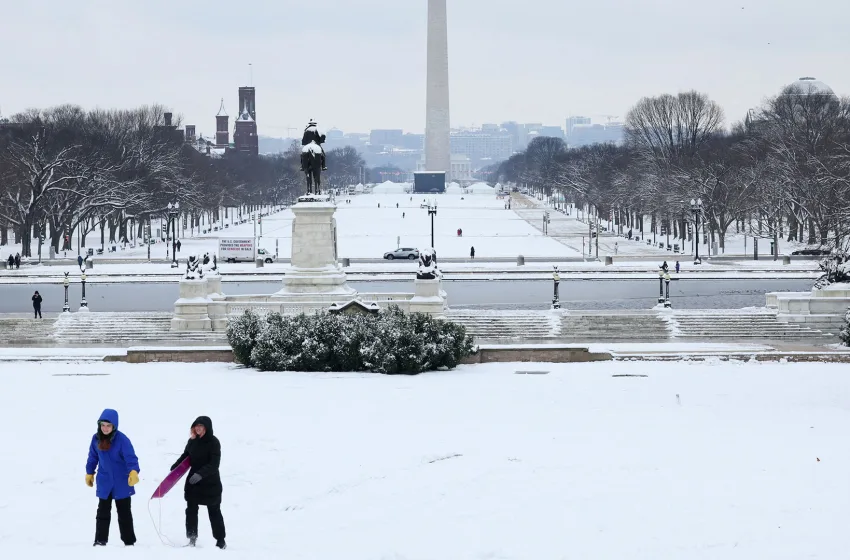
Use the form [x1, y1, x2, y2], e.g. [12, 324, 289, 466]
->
[85, 408, 140, 546]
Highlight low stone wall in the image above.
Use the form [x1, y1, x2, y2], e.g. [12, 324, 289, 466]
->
[114, 347, 235, 364]
[462, 345, 612, 364]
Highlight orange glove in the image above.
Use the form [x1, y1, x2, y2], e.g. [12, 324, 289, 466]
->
[85, 474, 94, 487]
[128, 470, 139, 487]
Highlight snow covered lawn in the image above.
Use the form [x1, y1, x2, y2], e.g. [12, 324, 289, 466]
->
[0, 360, 847, 559]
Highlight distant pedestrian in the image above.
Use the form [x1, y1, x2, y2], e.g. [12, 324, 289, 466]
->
[470, 246, 475, 259]
[396, 203, 399, 208]
[675, 261, 680, 274]
[6, 254, 12, 268]
[14, 253, 20, 269]
[32, 291, 43, 318]
[402, 212, 405, 218]
[177, 240, 182, 252]
[378, 203, 380, 208]
[78, 255, 84, 268]
[614, 242, 619, 255]
[661, 260, 669, 273]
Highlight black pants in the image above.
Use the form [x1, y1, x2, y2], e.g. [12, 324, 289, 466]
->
[95, 494, 136, 545]
[186, 501, 226, 541]
[33, 306, 42, 318]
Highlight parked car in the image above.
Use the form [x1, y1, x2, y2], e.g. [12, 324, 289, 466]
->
[791, 248, 831, 256]
[384, 248, 419, 260]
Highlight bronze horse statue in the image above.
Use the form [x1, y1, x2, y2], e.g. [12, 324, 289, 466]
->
[302, 148, 322, 195]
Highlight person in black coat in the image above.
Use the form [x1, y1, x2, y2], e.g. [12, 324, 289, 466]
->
[32, 291, 43, 318]
[171, 416, 226, 549]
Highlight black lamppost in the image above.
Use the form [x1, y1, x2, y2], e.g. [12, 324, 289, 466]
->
[658, 269, 665, 305]
[428, 202, 438, 249]
[664, 272, 672, 308]
[62, 272, 70, 313]
[79, 268, 89, 311]
[690, 198, 703, 265]
[168, 202, 180, 268]
[552, 266, 561, 309]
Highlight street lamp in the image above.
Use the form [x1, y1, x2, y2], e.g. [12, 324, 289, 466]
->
[79, 268, 89, 311]
[690, 198, 703, 265]
[63, 272, 70, 312]
[168, 202, 180, 268]
[664, 272, 672, 308]
[427, 202, 438, 249]
[552, 266, 561, 309]
[658, 269, 665, 305]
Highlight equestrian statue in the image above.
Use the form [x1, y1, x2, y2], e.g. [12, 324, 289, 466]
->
[301, 119, 327, 196]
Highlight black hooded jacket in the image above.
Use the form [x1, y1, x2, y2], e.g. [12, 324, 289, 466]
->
[171, 416, 223, 505]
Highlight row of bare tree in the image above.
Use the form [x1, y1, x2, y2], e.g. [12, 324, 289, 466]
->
[497, 86, 850, 251]
[0, 105, 366, 257]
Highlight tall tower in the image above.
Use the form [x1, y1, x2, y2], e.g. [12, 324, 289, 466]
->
[425, 0, 451, 179]
[238, 87, 257, 121]
[215, 99, 230, 147]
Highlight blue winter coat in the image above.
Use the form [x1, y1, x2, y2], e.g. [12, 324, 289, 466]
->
[85, 409, 140, 500]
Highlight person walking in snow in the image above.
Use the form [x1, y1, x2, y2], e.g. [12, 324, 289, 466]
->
[14, 253, 20, 269]
[470, 246, 475, 259]
[32, 291, 43, 318]
[675, 261, 680, 274]
[6, 254, 12, 268]
[86, 409, 140, 547]
[171, 416, 226, 549]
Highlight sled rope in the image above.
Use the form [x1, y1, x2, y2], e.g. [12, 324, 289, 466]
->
[147, 495, 185, 548]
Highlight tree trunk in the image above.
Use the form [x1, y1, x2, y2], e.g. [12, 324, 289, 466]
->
[1, 222, 7, 246]
[807, 219, 817, 245]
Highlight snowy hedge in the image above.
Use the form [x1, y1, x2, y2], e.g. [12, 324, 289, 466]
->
[226, 307, 475, 374]
[814, 251, 850, 289]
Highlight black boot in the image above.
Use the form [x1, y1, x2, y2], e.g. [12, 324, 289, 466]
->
[93, 541, 106, 546]
[216, 539, 227, 549]
[188, 536, 197, 547]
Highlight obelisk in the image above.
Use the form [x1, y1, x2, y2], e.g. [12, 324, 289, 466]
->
[425, 0, 451, 180]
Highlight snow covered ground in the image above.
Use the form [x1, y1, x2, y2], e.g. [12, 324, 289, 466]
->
[1, 360, 847, 558]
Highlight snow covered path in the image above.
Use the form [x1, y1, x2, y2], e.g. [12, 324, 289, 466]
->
[0, 360, 847, 559]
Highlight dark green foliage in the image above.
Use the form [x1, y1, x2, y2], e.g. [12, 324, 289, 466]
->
[226, 306, 475, 373]
[225, 309, 262, 365]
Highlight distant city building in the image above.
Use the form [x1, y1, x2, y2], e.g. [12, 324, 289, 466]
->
[417, 154, 472, 182]
[185, 125, 196, 144]
[215, 99, 229, 147]
[565, 116, 591, 137]
[567, 122, 623, 147]
[450, 130, 513, 163]
[238, 87, 257, 121]
[370, 129, 404, 148]
[538, 125, 564, 139]
[233, 102, 258, 156]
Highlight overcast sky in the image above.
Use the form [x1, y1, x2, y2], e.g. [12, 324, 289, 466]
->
[1, 0, 847, 138]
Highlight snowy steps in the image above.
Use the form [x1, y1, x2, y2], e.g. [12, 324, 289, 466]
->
[670, 313, 828, 339]
[445, 310, 828, 342]
[0, 313, 226, 346]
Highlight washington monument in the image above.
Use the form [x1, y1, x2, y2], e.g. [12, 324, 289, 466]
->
[425, 0, 451, 179]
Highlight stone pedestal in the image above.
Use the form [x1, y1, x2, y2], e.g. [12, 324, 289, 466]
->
[171, 278, 212, 331]
[206, 274, 227, 331]
[409, 278, 447, 316]
[275, 199, 356, 299]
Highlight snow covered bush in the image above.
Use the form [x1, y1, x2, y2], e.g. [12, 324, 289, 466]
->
[840, 308, 850, 347]
[226, 309, 262, 365]
[226, 306, 475, 374]
[814, 250, 850, 289]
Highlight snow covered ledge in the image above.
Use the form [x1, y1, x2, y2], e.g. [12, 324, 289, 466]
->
[771, 283, 850, 334]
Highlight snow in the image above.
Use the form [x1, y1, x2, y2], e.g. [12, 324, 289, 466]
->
[1, 360, 848, 558]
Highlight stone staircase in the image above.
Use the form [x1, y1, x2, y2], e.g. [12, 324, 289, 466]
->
[0, 313, 226, 346]
[668, 311, 831, 340]
[558, 312, 671, 341]
[445, 310, 558, 341]
[0, 317, 56, 345]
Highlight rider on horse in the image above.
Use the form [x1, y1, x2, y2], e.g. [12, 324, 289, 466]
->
[301, 119, 327, 171]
